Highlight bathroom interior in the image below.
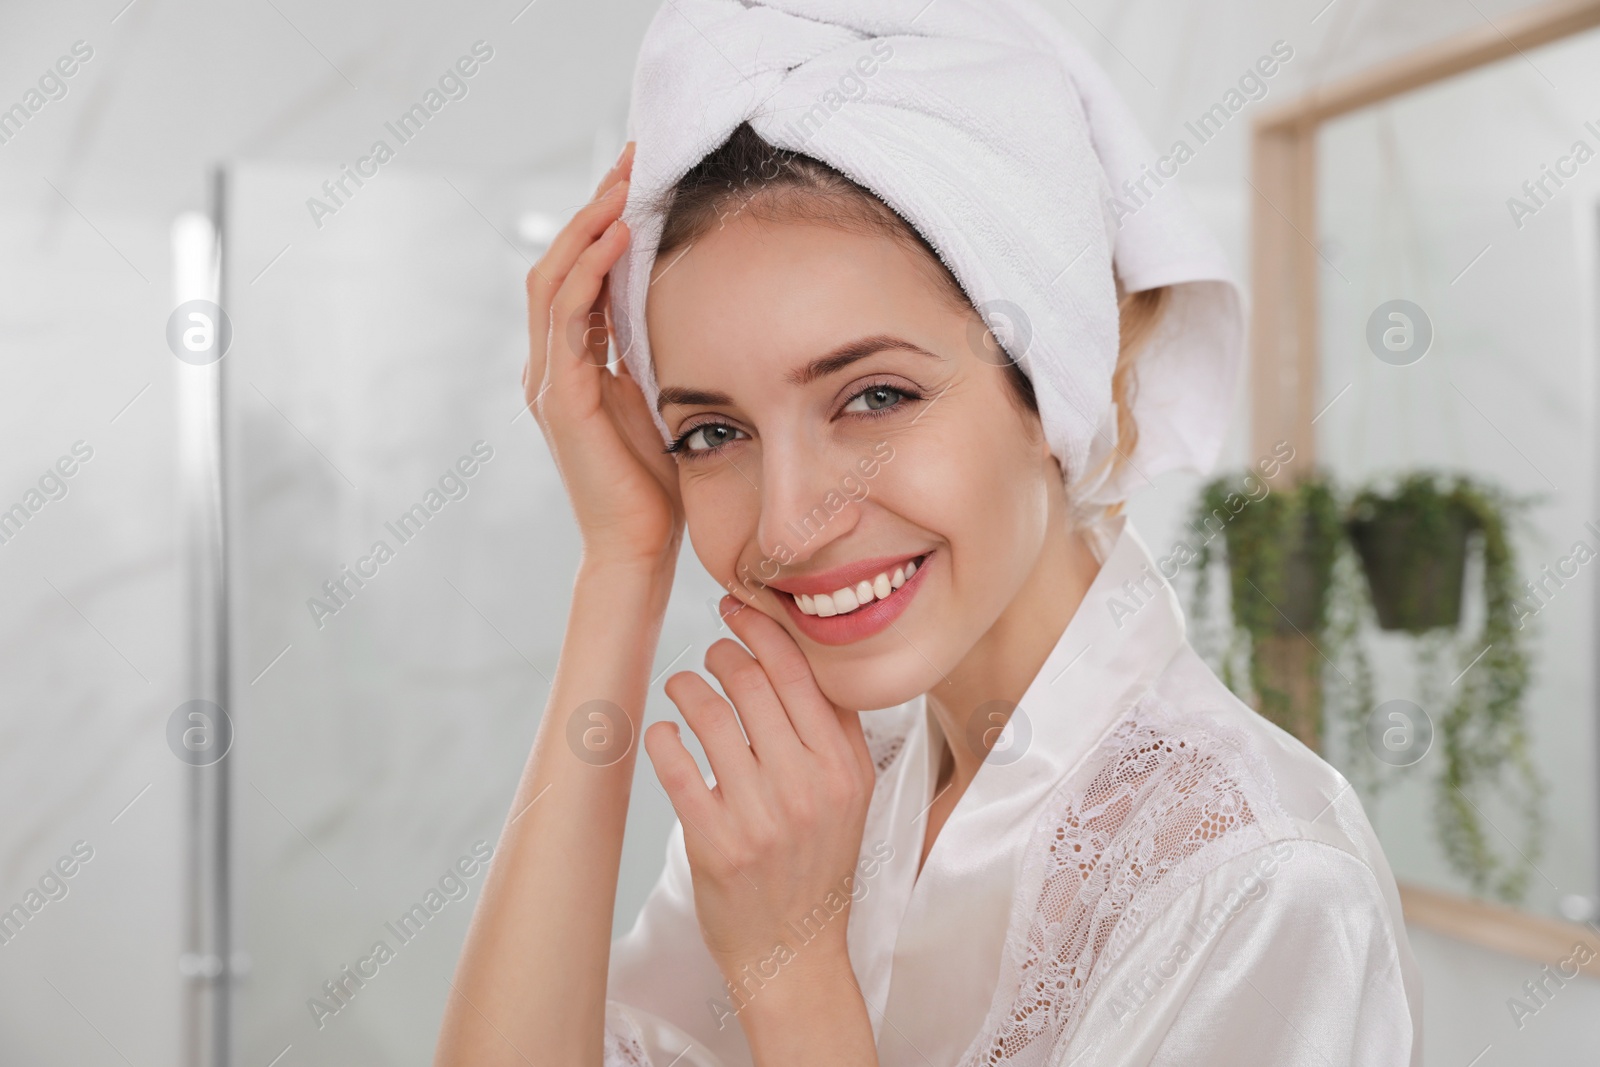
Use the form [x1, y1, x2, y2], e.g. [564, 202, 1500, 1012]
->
[2, 0, 1600, 1062]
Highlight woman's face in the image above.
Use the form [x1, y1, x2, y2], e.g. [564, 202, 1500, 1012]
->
[646, 212, 1063, 711]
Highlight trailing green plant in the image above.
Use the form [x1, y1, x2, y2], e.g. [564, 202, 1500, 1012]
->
[1189, 470, 1361, 745]
[1322, 543, 1381, 801]
[1187, 469, 1545, 904]
[1350, 473, 1543, 903]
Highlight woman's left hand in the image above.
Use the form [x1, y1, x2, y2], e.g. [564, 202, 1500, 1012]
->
[644, 595, 878, 988]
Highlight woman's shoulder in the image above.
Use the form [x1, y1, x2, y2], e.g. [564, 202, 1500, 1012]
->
[1051, 659, 1407, 958]
[1074, 640, 1404, 904]
[961, 644, 1419, 1063]
[1139, 643, 1396, 864]
[1010, 654, 1320, 971]
[1062, 835, 1420, 1065]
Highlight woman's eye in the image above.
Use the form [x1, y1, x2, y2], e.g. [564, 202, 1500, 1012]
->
[681, 424, 743, 453]
[843, 386, 906, 414]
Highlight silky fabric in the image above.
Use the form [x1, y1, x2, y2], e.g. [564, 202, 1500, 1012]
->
[608, 0, 1244, 514]
[603, 518, 1422, 1066]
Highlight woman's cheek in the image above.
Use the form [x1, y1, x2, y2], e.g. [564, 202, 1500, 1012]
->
[883, 430, 1002, 553]
[682, 476, 755, 595]
[887, 422, 1043, 613]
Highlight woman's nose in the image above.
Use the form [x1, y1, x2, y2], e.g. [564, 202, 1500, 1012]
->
[755, 446, 864, 566]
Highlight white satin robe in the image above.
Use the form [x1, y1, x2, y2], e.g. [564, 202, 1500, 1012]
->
[602, 518, 1422, 1066]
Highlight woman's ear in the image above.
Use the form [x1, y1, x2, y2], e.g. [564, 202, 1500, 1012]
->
[1035, 421, 1055, 462]
[1043, 449, 1066, 484]
[1018, 404, 1052, 462]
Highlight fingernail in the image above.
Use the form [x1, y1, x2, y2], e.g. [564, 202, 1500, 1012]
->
[719, 594, 744, 617]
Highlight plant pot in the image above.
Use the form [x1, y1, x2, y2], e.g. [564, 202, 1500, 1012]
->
[1347, 506, 1473, 633]
[1226, 509, 1334, 636]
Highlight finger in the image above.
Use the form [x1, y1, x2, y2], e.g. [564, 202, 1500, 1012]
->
[583, 272, 612, 367]
[664, 669, 759, 802]
[642, 720, 719, 828]
[718, 595, 847, 755]
[832, 698, 875, 781]
[525, 269, 605, 404]
[540, 217, 631, 419]
[590, 140, 636, 200]
[524, 180, 630, 398]
[548, 215, 629, 357]
[701, 639, 807, 767]
[534, 178, 630, 306]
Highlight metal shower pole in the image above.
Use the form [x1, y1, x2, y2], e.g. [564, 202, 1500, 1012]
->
[174, 165, 234, 1067]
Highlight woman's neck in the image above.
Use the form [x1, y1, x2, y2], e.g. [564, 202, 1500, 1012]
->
[923, 513, 1106, 793]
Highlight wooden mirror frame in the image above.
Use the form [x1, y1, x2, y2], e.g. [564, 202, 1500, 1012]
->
[1247, 0, 1600, 973]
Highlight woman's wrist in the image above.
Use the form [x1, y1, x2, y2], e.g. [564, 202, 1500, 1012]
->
[735, 948, 877, 1065]
[575, 542, 679, 606]
[531, 542, 679, 770]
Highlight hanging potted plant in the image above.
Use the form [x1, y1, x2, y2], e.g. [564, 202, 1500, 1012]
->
[1346, 472, 1544, 903]
[1346, 473, 1476, 632]
[1187, 468, 1544, 903]
[1189, 470, 1358, 750]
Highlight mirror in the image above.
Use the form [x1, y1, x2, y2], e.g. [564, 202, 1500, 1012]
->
[1248, 5, 1600, 936]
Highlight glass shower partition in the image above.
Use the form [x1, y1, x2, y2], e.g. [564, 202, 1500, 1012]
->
[222, 159, 717, 1066]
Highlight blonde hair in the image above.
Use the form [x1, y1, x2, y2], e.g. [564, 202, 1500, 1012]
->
[1095, 285, 1170, 517]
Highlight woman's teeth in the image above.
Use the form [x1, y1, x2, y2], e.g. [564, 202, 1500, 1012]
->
[796, 558, 919, 617]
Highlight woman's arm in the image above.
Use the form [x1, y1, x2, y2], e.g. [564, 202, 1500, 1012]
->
[434, 556, 674, 1067]
[435, 141, 689, 1066]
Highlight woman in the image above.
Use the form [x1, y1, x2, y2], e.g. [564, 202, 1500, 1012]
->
[435, 2, 1421, 1065]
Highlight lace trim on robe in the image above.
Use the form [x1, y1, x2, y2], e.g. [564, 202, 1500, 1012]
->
[602, 1000, 653, 1066]
[862, 707, 913, 776]
[958, 692, 1286, 1066]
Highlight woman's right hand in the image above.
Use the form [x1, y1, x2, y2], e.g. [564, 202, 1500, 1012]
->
[523, 142, 683, 569]
[440, 155, 684, 1065]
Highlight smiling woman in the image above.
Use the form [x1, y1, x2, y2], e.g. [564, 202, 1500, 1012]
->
[433, 2, 1421, 1066]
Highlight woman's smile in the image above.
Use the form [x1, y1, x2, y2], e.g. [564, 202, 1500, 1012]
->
[765, 550, 934, 646]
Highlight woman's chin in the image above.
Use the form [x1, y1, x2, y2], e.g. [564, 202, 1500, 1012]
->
[809, 659, 945, 715]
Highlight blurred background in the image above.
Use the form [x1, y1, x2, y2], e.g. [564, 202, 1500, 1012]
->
[3, 0, 1599, 1063]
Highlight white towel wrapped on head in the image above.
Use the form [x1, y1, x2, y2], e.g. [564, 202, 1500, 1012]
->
[610, 0, 1243, 514]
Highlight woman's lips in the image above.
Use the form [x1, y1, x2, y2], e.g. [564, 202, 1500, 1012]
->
[775, 551, 933, 646]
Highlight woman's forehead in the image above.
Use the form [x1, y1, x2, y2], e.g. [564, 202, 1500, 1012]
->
[645, 216, 966, 389]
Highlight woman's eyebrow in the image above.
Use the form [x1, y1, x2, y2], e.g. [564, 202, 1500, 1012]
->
[785, 335, 942, 387]
[656, 335, 941, 413]
[656, 386, 733, 412]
